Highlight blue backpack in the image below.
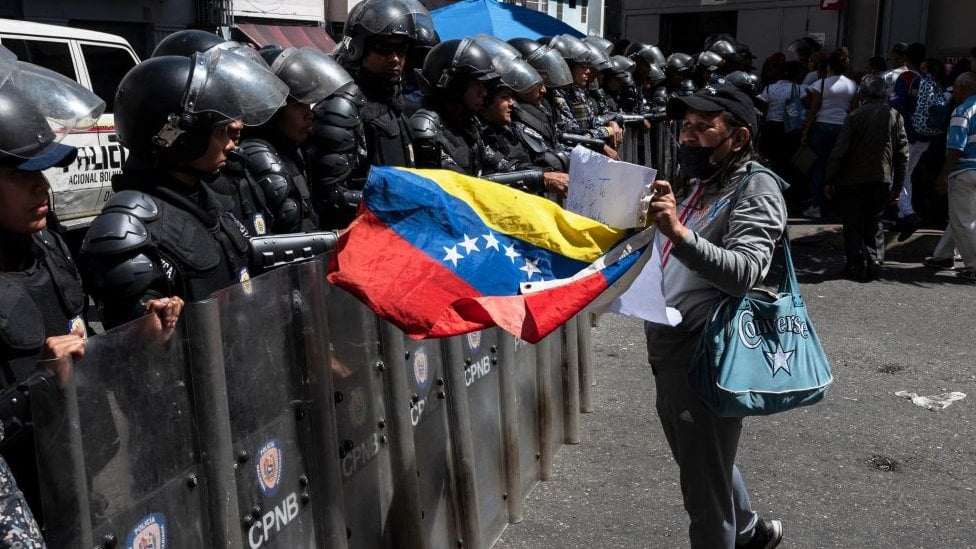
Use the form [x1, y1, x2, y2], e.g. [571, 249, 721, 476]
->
[912, 72, 949, 137]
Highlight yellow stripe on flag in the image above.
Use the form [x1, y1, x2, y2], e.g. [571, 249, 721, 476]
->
[404, 168, 626, 262]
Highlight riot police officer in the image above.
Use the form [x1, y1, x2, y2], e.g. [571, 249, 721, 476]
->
[409, 38, 545, 193]
[507, 37, 577, 172]
[0, 47, 181, 543]
[471, 37, 569, 195]
[547, 34, 621, 159]
[229, 46, 353, 235]
[310, 0, 439, 229]
[79, 49, 289, 327]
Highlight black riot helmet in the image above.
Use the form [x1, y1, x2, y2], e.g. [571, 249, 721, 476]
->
[152, 29, 226, 58]
[697, 51, 724, 72]
[646, 63, 666, 87]
[583, 35, 614, 56]
[666, 52, 695, 74]
[507, 38, 573, 88]
[625, 42, 666, 68]
[548, 34, 598, 67]
[417, 38, 498, 96]
[338, 0, 439, 64]
[721, 70, 761, 97]
[676, 78, 697, 96]
[607, 55, 636, 86]
[152, 28, 269, 68]
[114, 50, 288, 166]
[472, 35, 542, 94]
[0, 47, 105, 169]
[261, 46, 354, 104]
[583, 40, 612, 71]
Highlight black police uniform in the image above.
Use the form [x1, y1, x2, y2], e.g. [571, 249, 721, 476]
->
[511, 101, 570, 172]
[81, 168, 251, 328]
[358, 70, 418, 169]
[215, 128, 317, 236]
[1, 229, 84, 522]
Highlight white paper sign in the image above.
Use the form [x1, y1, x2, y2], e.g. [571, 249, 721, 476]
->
[565, 146, 657, 229]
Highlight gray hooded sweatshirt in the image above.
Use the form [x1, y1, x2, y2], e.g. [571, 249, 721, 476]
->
[645, 161, 788, 371]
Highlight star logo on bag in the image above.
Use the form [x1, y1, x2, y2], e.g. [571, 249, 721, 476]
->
[764, 343, 795, 376]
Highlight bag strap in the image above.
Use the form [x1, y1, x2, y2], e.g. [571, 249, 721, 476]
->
[725, 163, 800, 302]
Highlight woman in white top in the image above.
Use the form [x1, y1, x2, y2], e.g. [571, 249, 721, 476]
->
[801, 51, 858, 217]
[758, 60, 807, 193]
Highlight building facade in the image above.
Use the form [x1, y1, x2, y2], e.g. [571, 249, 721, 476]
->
[610, 0, 972, 72]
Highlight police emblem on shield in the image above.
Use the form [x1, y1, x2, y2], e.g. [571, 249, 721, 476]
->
[413, 348, 429, 389]
[466, 331, 481, 352]
[349, 388, 367, 428]
[256, 439, 283, 497]
[125, 513, 167, 549]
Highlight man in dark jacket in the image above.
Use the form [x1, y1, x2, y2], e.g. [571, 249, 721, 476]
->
[826, 74, 909, 281]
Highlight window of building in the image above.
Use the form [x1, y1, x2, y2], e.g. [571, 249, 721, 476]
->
[659, 11, 737, 54]
[556, 0, 563, 21]
[581, 0, 587, 24]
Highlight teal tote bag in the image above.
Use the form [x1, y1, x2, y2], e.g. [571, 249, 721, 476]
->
[690, 233, 832, 416]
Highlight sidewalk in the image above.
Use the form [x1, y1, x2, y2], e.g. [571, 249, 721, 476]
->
[495, 220, 976, 549]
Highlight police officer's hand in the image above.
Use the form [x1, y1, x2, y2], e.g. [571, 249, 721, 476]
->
[602, 144, 620, 161]
[143, 296, 185, 343]
[647, 180, 688, 242]
[42, 325, 86, 388]
[609, 121, 624, 148]
[543, 172, 569, 197]
[42, 325, 86, 361]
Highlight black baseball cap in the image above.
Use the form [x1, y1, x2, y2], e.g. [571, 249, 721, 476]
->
[666, 84, 758, 135]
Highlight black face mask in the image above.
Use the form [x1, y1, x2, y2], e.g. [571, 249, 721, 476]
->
[677, 132, 735, 180]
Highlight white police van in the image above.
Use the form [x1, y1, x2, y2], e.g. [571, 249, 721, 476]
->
[0, 19, 140, 233]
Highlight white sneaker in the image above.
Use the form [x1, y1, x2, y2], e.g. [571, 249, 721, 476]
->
[802, 206, 821, 218]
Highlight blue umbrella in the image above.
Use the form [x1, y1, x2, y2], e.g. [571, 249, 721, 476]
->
[430, 0, 585, 41]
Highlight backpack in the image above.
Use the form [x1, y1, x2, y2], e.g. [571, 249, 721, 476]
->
[911, 73, 949, 137]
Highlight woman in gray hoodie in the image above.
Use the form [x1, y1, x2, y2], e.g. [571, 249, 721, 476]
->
[645, 85, 788, 549]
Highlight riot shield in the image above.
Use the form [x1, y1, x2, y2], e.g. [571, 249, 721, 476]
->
[458, 329, 507, 547]
[399, 334, 459, 549]
[325, 285, 394, 549]
[33, 314, 209, 548]
[546, 325, 566, 450]
[203, 261, 321, 548]
[513, 337, 540, 500]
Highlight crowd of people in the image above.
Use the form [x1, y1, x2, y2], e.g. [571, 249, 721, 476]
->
[3, 0, 976, 545]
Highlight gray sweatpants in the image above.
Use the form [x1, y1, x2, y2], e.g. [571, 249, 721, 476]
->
[648, 327, 758, 548]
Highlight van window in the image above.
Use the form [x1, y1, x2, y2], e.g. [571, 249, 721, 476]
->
[1, 38, 76, 81]
[81, 44, 137, 113]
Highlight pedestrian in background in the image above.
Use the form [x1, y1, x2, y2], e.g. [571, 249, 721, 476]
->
[928, 72, 976, 281]
[825, 74, 908, 281]
[801, 50, 858, 218]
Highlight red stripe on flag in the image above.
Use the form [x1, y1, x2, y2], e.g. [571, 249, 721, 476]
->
[327, 210, 496, 338]
[327, 209, 611, 342]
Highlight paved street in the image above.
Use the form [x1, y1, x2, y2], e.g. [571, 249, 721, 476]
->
[496, 219, 976, 549]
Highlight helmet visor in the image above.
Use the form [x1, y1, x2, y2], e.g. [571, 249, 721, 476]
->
[272, 47, 354, 104]
[0, 61, 105, 159]
[526, 46, 572, 88]
[493, 57, 543, 94]
[355, 0, 436, 42]
[185, 48, 288, 126]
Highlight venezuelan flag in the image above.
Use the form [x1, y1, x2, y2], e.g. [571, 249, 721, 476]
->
[326, 167, 652, 343]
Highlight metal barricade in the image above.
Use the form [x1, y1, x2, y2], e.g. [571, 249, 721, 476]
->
[32, 258, 599, 549]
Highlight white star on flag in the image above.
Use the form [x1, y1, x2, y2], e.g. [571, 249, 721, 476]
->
[459, 234, 480, 254]
[519, 258, 541, 279]
[504, 243, 521, 263]
[764, 343, 795, 375]
[443, 245, 464, 267]
[482, 232, 500, 251]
